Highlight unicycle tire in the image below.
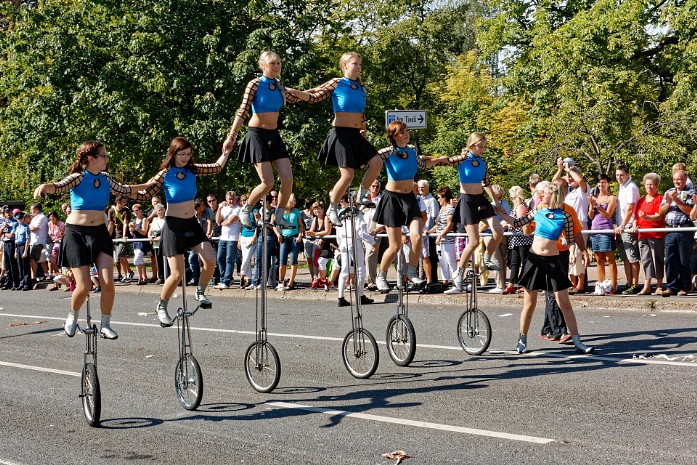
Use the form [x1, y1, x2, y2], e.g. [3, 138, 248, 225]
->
[457, 309, 492, 355]
[342, 329, 379, 379]
[244, 341, 281, 393]
[174, 354, 203, 410]
[386, 315, 416, 366]
[81, 363, 101, 427]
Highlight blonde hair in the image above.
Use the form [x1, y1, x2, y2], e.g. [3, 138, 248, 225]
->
[491, 184, 504, 200]
[466, 132, 486, 150]
[339, 52, 361, 72]
[258, 51, 281, 70]
[545, 184, 565, 210]
[509, 185, 525, 202]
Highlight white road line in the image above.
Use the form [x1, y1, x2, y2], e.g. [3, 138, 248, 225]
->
[266, 401, 554, 444]
[0, 459, 25, 465]
[0, 360, 80, 377]
[1, 313, 695, 367]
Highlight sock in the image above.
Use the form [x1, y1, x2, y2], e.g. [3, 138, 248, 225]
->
[69, 309, 79, 318]
[101, 314, 111, 325]
[159, 299, 168, 310]
[484, 253, 493, 262]
[197, 284, 206, 295]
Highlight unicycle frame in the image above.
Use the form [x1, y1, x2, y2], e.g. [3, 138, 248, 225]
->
[344, 194, 367, 352]
[175, 278, 199, 370]
[78, 294, 99, 371]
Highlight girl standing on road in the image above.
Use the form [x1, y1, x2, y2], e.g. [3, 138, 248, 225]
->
[34, 141, 154, 339]
[289, 52, 383, 226]
[373, 121, 446, 291]
[142, 136, 231, 327]
[440, 133, 504, 293]
[222, 51, 305, 230]
[497, 183, 594, 354]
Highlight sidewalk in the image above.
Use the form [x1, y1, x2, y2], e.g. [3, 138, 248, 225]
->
[89, 262, 697, 313]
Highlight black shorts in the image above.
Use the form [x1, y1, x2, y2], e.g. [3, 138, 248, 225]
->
[59, 224, 113, 268]
[317, 127, 378, 169]
[374, 190, 422, 227]
[516, 252, 572, 292]
[161, 216, 209, 257]
[237, 127, 289, 164]
[452, 193, 496, 226]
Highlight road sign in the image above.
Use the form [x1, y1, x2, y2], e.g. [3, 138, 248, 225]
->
[385, 110, 427, 129]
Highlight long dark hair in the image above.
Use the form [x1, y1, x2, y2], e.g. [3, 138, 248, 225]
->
[69, 141, 104, 174]
[159, 136, 198, 173]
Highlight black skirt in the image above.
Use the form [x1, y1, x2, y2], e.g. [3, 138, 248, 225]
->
[160, 216, 209, 257]
[59, 223, 113, 268]
[452, 193, 496, 226]
[317, 127, 378, 169]
[374, 190, 422, 227]
[237, 127, 289, 164]
[516, 251, 572, 292]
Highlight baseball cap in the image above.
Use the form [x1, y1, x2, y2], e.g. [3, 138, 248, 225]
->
[12, 208, 21, 215]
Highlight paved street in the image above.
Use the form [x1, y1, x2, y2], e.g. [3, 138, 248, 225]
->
[0, 286, 695, 464]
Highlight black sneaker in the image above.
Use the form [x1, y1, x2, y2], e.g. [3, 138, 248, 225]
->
[360, 295, 374, 305]
[337, 297, 351, 307]
[622, 284, 637, 295]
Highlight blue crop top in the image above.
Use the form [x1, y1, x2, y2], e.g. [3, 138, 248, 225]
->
[377, 145, 426, 182]
[514, 207, 575, 242]
[252, 76, 285, 114]
[448, 151, 488, 184]
[51, 171, 134, 211]
[145, 163, 223, 205]
[308, 77, 366, 114]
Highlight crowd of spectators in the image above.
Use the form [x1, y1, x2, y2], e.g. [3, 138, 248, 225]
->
[2, 160, 697, 299]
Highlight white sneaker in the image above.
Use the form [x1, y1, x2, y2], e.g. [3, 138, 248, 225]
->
[275, 283, 285, 291]
[195, 291, 212, 308]
[100, 323, 118, 340]
[157, 302, 172, 327]
[217, 282, 229, 289]
[327, 202, 342, 226]
[244, 283, 256, 290]
[407, 266, 424, 285]
[444, 287, 462, 295]
[64, 313, 78, 337]
[488, 287, 504, 294]
[376, 271, 390, 292]
[483, 257, 500, 271]
[453, 268, 465, 291]
[239, 203, 254, 228]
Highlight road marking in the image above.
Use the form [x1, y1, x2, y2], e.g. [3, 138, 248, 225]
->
[266, 401, 554, 444]
[0, 459, 25, 465]
[0, 360, 80, 377]
[1, 313, 695, 367]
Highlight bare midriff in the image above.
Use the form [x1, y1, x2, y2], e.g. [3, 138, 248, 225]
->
[333, 112, 363, 129]
[459, 182, 484, 195]
[165, 201, 195, 219]
[67, 210, 107, 227]
[385, 180, 416, 194]
[249, 112, 280, 130]
[530, 237, 560, 257]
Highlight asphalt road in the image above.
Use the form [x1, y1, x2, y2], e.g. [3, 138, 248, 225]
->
[0, 286, 695, 464]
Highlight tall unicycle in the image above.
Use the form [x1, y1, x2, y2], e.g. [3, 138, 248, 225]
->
[386, 251, 416, 366]
[78, 294, 101, 427]
[340, 190, 379, 379]
[457, 265, 492, 355]
[174, 276, 205, 410]
[244, 204, 281, 393]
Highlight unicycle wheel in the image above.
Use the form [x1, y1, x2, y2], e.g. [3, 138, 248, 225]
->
[342, 329, 379, 379]
[81, 363, 101, 427]
[386, 315, 416, 366]
[174, 354, 203, 410]
[244, 341, 281, 393]
[457, 309, 492, 355]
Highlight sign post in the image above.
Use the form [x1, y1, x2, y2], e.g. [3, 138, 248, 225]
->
[385, 110, 427, 129]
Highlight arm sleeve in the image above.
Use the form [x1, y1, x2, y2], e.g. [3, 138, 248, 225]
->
[415, 154, 427, 170]
[104, 172, 133, 196]
[513, 209, 536, 229]
[447, 153, 467, 165]
[135, 169, 166, 201]
[194, 163, 223, 176]
[563, 212, 575, 241]
[235, 79, 260, 120]
[306, 78, 340, 104]
[283, 86, 301, 104]
[377, 146, 393, 161]
[51, 173, 83, 194]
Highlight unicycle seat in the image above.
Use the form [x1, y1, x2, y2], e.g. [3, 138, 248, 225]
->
[338, 207, 361, 220]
